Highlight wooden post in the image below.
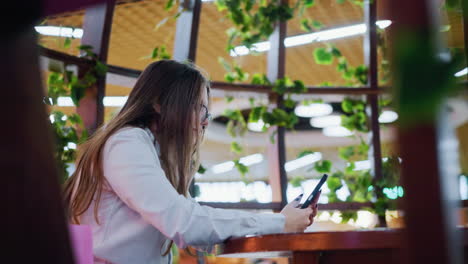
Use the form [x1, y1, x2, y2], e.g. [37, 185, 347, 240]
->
[267, 0, 288, 208]
[77, 0, 115, 133]
[3, 29, 74, 263]
[173, 0, 202, 62]
[364, 0, 385, 226]
[463, 0, 468, 81]
[390, 0, 464, 263]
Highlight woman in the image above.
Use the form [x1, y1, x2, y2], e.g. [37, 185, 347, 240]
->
[64, 60, 320, 264]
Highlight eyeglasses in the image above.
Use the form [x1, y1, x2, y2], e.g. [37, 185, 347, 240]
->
[200, 104, 212, 123]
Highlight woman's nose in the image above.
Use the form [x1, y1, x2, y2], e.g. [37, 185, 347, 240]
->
[201, 118, 209, 128]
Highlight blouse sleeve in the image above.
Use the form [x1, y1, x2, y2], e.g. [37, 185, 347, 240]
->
[102, 128, 285, 248]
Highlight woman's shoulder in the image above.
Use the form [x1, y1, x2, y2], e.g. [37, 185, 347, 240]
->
[106, 126, 153, 146]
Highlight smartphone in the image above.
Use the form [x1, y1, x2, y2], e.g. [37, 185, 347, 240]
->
[300, 174, 328, 209]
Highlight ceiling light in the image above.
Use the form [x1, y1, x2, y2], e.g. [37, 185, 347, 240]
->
[294, 103, 333, 118]
[322, 126, 354, 137]
[455, 68, 468, 77]
[376, 20, 392, 29]
[211, 161, 235, 174]
[239, 153, 264, 166]
[57, 96, 128, 107]
[231, 20, 392, 56]
[248, 119, 266, 132]
[351, 157, 390, 171]
[35, 26, 83, 38]
[211, 153, 264, 174]
[378, 110, 398, 123]
[285, 153, 322, 172]
[310, 115, 341, 128]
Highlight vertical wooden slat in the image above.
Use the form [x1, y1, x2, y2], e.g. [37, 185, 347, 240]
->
[77, 0, 115, 133]
[3, 29, 74, 263]
[267, 0, 288, 208]
[463, 0, 468, 81]
[390, 0, 463, 263]
[173, 0, 202, 62]
[364, 0, 384, 225]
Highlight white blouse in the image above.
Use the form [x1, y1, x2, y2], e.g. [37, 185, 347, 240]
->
[79, 127, 285, 264]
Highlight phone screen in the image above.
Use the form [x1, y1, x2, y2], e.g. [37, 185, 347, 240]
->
[300, 174, 328, 209]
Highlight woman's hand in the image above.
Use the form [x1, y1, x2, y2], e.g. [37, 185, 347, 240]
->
[280, 192, 321, 233]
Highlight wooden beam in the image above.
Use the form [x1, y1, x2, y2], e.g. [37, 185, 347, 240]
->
[198, 202, 374, 211]
[42, 0, 107, 16]
[364, 0, 385, 226]
[173, 0, 202, 62]
[3, 29, 74, 263]
[266, 0, 289, 209]
[78, 0, 115, 133]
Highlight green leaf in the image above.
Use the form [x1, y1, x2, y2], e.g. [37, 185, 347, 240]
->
[291, 80, 307, 93]
[314, 160, 332, 173]
[165, 0, 175, 10]
[224, 72, 237, 83]
[225, 96, 234, 103]
[341, 211, 358, 223]
[337, 0, 346, 3]
[226, 120, 236, 137]
[327, 173, 343, 191]
[338, 146, 355, 161]
[341, 98, 354, 113]
[151, 47, 159, 59]
[70, 83, 86, 106]
[230, 141, 243, 154]
[234, 159, 249, 176]
[64, 37, 71, 49]
[249, 97, 255, 107]
[300, 19, 313, 32]
[95, 61, 108, 77]
[297, 150, 315, 158]
[249, 106, 265, 123]
[354, 65, 369, 85]
[313, 48, 333, 65]
[331, 46, 342, 57]
[78, 44, 93, 52]
[68, 113, 84, 126]
[312, 20, 323, 30]
[304, 0, 315, 7]
[197, 164, 207, 174]
[284, 97, 296, 108]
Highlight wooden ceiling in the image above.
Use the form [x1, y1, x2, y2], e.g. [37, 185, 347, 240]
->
[39, 0, 466, 122]
[40, 0, 465, 92]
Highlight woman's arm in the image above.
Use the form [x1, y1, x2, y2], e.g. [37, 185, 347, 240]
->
[102, 128, 285, 248]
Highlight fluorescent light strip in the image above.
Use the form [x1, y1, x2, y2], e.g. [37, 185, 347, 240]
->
[35, 26, 83, 38]
[285, 153, 322, 172]
[211, 153, 264, 174]
[57, 96, 128, 107]
[455, 68, 468, 77]
[231, 20, 392, 56]
[351, 157, 390, 171]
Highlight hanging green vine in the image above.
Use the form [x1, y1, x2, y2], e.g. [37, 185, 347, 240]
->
[44, 44, 107, 183]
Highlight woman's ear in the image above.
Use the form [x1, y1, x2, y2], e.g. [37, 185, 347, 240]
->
[153, 104, 161, 113]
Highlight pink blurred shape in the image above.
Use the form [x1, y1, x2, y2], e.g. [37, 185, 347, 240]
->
[69, 224, 93, 264]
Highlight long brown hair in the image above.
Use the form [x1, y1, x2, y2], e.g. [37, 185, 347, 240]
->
[63, 60, 210, 228]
